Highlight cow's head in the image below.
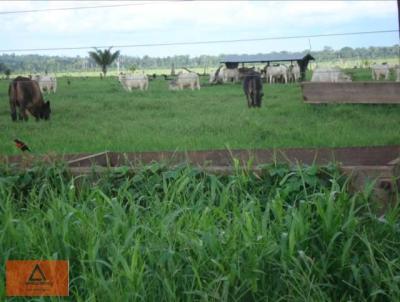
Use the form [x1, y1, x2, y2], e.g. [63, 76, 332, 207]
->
[253, 89, 263, 107]
[169, 80, 178, 91]
[39, 101, 51, 120]
[209, 73, 216, 83]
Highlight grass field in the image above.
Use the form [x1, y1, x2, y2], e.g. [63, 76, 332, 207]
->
[0, 162, 399, 301]
[1, 68, 400, 155]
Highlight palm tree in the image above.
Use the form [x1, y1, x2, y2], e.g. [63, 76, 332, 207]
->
[88, 47, 120, 77]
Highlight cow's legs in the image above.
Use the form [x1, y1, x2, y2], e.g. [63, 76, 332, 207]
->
[246, 94, 252, 108]
[18, 108, 23, 120]
[257, 92, 263, 107]
[9, 101, 17, 121]
[18, 106, 28, 121]
[252, 80, 257, 107]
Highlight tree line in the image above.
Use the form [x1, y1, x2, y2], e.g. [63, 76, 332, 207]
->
[0, 45, 398, 74]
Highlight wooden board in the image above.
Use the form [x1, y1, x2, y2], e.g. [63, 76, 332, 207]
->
[2, 146, 400, 206]
[2, 146, 400, 168]
[301, 82, 400, 104]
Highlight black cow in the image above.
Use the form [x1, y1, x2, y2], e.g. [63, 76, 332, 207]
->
[8, 76, 51, 121]
[243, 72, 263, 108]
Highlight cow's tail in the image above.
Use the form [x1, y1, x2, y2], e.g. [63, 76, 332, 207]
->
[9, 80, 18, 103]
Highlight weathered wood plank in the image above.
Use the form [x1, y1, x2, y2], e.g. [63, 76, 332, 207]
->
[301, 82, 400, 104]
[2, 146, 400, 167]
[2, 146, 399, 206]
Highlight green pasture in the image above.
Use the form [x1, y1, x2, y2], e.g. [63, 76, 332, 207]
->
[0, 68, 399, 155]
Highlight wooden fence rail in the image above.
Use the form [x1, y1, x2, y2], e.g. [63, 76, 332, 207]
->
[2, 146, 400, 208]
[301, 82, 400, 104]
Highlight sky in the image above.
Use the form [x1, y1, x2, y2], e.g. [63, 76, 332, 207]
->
[0, 1, 398, 58]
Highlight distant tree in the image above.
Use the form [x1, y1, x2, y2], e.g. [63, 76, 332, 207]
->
[4, 69, 11, 79]
[128, 65, 137, 73]
[88, 47, 120, 77]
[1, 45, 399, 73]
[0, 62, 5, 72]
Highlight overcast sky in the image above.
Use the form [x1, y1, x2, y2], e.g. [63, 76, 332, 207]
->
[0, 1, 398, 57]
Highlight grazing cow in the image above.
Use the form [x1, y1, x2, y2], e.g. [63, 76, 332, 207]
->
[243, 72, 263, 108]
[395, 65, 400, 82]
[8, 76, 51, 121]
[311, 68, 352, 82]
[265, 65, 288, 84]
[32, 75, 57, 93]
[118, 73, 149, 91]
[209, 66, 224, 84]
[169, 72, 200, 90]
[238, 67, 256, 80]
[221, 67, 239, 83]
[288, 64, 301, 82]
[371, 64, 390, 80]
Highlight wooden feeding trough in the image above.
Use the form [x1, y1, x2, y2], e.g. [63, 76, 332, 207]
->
[2, 146, 399, 207]
[67, 146, 400, 209]
[301, 82, 400, 104]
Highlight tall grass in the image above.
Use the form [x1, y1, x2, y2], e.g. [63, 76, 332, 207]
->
[0, 162, 399, 301]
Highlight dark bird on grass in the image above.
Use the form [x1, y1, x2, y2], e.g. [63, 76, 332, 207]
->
[14, 139, 31, 152]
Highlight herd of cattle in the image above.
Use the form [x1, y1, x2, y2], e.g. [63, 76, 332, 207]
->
[7, 62, 400, 121]
[310, 64, 400, 83]
[208, 64, 300, 85]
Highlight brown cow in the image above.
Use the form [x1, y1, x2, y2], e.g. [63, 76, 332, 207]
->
[243, 72, 263, 108]
[8, 76, 51, 121]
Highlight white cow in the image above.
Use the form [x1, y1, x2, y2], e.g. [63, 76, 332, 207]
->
[118, 72, 149, 91]
[266, 65, 288, 83]
[371, 64, 390, 80]
[311, 68, 352, 82]
[288, 64, 301, 82]
[395, 65, 400, 82]
[32, 75, 57, 93]
[169, 72, 200, 90]
[221, 67, 239, 83]
[209, 66, 224, 84]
